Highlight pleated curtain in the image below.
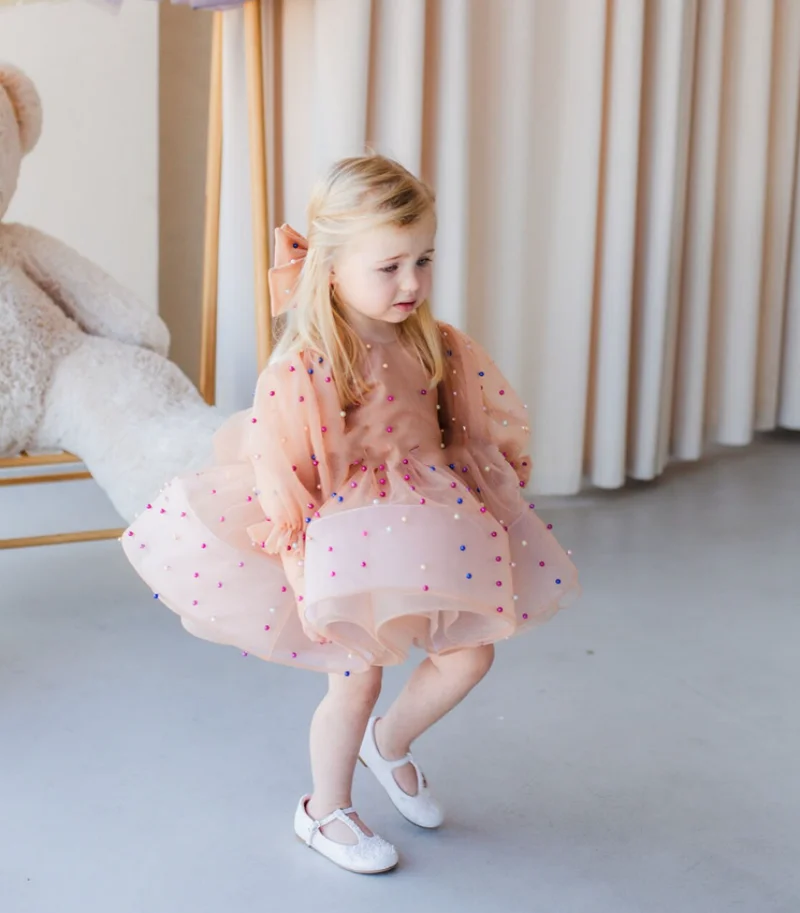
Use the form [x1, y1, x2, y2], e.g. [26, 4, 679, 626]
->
[214, 0, 800, 495]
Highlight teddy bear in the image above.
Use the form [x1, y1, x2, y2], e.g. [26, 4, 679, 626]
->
[0, 62, 225, 523]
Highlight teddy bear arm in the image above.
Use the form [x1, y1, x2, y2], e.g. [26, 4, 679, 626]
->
[9, 223, 170, 357]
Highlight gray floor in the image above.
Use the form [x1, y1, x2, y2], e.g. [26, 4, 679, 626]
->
[2, 435, 799, 913]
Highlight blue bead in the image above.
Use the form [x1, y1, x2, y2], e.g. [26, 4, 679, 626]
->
[344, 671, 351, 677]
[338, 496, 344, 502]
[318, 356, 323, 363]
[466, 573, 472, 579]
[457, 498, 463, 504]
[460, 545, 466, 551]
[293, 242, 299, 248]
[308, 368, 314, 374]
[479, 371, 485, 377]
[429, 466, 436, 471]
[555, 579, 562, 585]
[449, 463, 455, 470]
[305, 517, 311, 523]
[153, 593, 159, 599]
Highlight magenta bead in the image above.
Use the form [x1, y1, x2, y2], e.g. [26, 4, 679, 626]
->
[422, 585, 429, 592]
[496, 607, 504, 613]
[361, 561, 367, 567]
[386, 426, 393, 433]
[495, 556, 502, 562]
[194, 572, 199, 578]
[192, 599, 198, 606]
[264, 624, 271, 631]
[496, 581, 502, 587]
[539, 561, 545, 567]
[420, 498, 426, 505]
[522, 613, 529, 620]
[292, 652, 297, 658]
[388, 395, 395, 402]
[251, 417, 257, 424]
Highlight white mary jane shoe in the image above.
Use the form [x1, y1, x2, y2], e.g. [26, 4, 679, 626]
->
[358, 717, 445, 829]
[293, 795, 399, 875]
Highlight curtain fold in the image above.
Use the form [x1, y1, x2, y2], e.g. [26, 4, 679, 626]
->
[216, 0, 800, 494]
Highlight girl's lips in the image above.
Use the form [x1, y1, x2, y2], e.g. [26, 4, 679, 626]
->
[393, 300, 417, 310]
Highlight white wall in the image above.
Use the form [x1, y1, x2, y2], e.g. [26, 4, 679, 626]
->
[0, 2, 159, 309]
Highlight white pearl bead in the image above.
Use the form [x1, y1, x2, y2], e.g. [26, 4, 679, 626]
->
[420, 564, 427, 570]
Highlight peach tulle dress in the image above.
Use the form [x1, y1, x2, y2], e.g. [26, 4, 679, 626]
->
[121, 323, 579, 674]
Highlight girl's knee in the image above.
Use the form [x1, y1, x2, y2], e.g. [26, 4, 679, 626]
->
[328, 665, 382, 705]
[468, 643, 495, 680]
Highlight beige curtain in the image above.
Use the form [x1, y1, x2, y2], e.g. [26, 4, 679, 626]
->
[216, 0, 800, 495]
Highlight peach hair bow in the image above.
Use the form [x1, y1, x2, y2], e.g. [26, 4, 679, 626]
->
[268, 224, 308, 317]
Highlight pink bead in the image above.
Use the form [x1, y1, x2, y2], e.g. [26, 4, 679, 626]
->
[281, 586, 287, 593]
[330, 571, 336, 577]
[238, 561, 245, 567]
[211, 489, 217, 495]
[361, 465, 367, 472]
[321, 427, 327, 433]
[522, 613, 529, 620]
[328, 546, 333, 552]
[495, 556, 502, 562]
[379, 465, 386, 471]
[480, 507, 487, 513]
[201, 543, 207, 549]
[292, 465, 298, 472]
[270, 390, 275, 397]
[404, 474, 411, 481]
[386, 426, 393, 433]
[307, 503, 314, 509]
[496, 581, 502, 587]
[361, 561, 367, 567]
[264, 625, 271, 631]
[217, 582, 223, 588]
[127, 531, 134, 537]
[403, 459, 409, 465]
[422, 585, 429, 592]
[547, 524, 553, 530]
[251, 417, 258, 424]
[496, 606, 504, 613]
[325, 377, 331, 383]
[539, 561, 545, 567]
[292, 652, 298, 658]
[491, 531, 498, 538]
[387, 395, 395, 402]
[450, 482, 457, 488]
[289, 366, 296, 372]
[420, 389, 428, 395]
[420, 498, 426, 505]
[363, 530, 368, 536]
[194, 571, 200, 578]
[351, 481, 357, 488]
[146, 504, 152, 510]
[219, 516, 225, 522]
[139, 544, 146, 549]
[499, 390, 505, 396]
[181, 511, 187, 517]
[380, 492, 387, 498]
[299, 396, 305, 403]
[379, 478, 386, 485]
[192, 600, 198, 606]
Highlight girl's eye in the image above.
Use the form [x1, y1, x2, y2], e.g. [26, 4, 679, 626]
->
[380, 264, 399, 274]
[417, 257, 432, 267]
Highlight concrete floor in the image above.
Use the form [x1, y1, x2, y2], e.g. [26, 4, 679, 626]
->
[2, 434, 799, 913]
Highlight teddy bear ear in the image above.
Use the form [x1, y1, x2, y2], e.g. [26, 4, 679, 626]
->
[0, 63, 43, 155]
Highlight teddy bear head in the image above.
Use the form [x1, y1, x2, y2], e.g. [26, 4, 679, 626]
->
[0, 63, 43, 221]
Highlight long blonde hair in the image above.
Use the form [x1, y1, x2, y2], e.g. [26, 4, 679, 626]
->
[271, 154, 444, 409]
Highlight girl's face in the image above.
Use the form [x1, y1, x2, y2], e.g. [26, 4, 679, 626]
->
[330, 215, 436, 337]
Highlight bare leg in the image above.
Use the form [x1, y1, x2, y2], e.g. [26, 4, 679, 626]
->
[306, 666, 383, 844]
[374, 645, 495, 795]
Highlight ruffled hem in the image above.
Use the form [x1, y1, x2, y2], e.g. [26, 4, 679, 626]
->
[121, 464, 578, 674]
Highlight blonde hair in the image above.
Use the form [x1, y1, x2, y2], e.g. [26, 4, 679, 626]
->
[271, 154, 444, 409]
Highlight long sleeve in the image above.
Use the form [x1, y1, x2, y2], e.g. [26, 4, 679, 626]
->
[244, 355, 324, 558]
[454, 329, 533, 489]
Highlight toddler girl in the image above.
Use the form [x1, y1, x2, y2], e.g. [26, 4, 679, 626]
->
[123, 154, 578, 875]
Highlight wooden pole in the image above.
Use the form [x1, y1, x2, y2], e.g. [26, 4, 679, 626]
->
[244, 0, 272, 371]
[199, 10, 224, 405]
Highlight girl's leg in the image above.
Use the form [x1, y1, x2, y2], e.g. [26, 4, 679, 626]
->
[374, 645, 495, 795]
[306, 665, 383, 844]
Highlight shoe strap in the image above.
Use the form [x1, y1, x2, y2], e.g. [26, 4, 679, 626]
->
[384, 752, 414, 770]
[308, 806, 362, 847]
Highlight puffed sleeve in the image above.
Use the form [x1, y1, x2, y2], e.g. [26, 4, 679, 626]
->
[466, 333, 533, 489]
[244, 354, 325, 557]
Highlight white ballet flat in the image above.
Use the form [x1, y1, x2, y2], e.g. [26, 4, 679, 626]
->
[293, 795, 399, 875]
[358, 717, 445, 829]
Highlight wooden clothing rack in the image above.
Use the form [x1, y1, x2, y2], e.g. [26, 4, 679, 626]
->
[0, 2, 272, 550]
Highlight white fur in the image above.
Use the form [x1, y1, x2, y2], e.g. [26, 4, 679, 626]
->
[0, 63, 226, 522]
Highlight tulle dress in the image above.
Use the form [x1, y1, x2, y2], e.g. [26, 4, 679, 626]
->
[121, 323, 579, 674]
